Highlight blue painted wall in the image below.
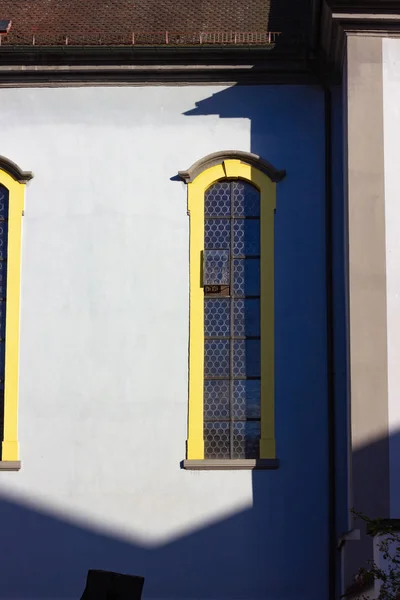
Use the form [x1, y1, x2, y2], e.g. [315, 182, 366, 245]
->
[187, 84, 329, 598]
[0, 85, 336, 600]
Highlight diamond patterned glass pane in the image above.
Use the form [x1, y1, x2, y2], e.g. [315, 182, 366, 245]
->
[204, 380, 230, 420]
[232, 421, 260, 459]
[0, 299, 6, 343]
[204, 340, 230, 377]
[204, 219, 230, 249]
[204, 298, 230, 338]
[233, 340, 261, 378]
[233, 299, 260, 337]
[0, 262, 6, 301]
[233, 259, 260, 296]
[205, 181, 231, 217]
[202, 179, 263, 459]
[0, 222, 7, 260]
[204, 249, 230, 286]
[0, 188, 8, 440]
[0, 185, 8, 218]
[0, 187, 8, 349]
[0, 340, 5, 371]
[232, 380, 261, 419]
[204, 421, 230, 459]
[233, 181, 260, 217]
[0, 187, 8, 260]
[233, 219, 260, 256]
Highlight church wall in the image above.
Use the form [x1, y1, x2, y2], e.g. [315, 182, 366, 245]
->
[0, 84, 327, 600]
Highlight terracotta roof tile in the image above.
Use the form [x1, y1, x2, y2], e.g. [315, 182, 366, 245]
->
[0, 0, 272, 46]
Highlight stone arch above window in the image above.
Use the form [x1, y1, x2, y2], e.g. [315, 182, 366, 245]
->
[178, 150, 286, 184]
[0, 156, 33, 184]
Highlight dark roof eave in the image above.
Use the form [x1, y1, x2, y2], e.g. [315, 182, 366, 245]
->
[0, 63, 318, 86]
[0, 43, 283, 65]
[327, 0, 400, 10]
[0, 43, 320, 84]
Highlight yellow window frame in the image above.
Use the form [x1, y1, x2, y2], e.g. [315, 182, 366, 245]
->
[0, 156, 33, 470]
[179, 153, 285, 464]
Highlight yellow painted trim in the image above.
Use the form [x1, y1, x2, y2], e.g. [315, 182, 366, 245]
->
[0, 169, 26, 462]
[187, 160, 277, 460]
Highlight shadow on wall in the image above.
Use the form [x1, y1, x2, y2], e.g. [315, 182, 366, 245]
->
[184, 83, 335, 463]
[185, 82, 349, 536]
[0, 431, 393, 600]
[0, 85, 350, 600]
[182, 83, 349, 593]
[184, 85, 330, 496]
[345, 431, 392, 590]
[0, 467, 324, 600]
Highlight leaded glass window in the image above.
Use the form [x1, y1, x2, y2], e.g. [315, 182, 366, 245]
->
[203, 180, 261, 459]
[0, 185, 9, 444]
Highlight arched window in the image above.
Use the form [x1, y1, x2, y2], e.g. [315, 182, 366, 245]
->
[0, 157, 32, 470]
[179, 152, 285, 469]
[203, 179, 261, 460]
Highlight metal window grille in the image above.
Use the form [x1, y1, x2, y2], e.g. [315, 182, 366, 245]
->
[203, 180, 261, 459]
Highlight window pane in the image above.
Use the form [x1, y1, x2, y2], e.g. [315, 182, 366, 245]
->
[233, 219, 260, 256]
[0, 263, 7, 299]
[0, 340, 5, 371]
[204, 422, 230, 459]
[204, 219, 230, 249]
[233, 181, 260, 217]
[233, 259, 260, 296]
[0, 187, 8, 355]
[0, 187, 8, 261]
[233, 340, 261, 378]
[204, 298, 230, 338]
[202, 180, 262, 460]
[204, 380, 230, 420]
[203, 249, 230, 286]
[205, 181, 231, 217]
[0, 220, 8, 260]
[204, 340, 230, 377]
[233, 299, 260, 337]
[232, 421, 260, 459]
[0, 299, 6, 343]
[232, 380, 261, 420]
[0, 187, 8, 218]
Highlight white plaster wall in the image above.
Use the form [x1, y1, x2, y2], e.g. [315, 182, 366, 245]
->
[0, 86, 252, 543]
[0, 84, 329, 600]
[383, 39, 400, 517]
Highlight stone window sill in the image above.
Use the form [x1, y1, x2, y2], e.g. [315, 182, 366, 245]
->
[183, 459, 279, 470]
[0, 461, 21, 471]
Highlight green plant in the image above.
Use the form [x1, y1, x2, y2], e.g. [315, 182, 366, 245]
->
[348, 511, 400, 600]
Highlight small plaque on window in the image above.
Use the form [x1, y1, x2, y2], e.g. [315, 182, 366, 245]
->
[204, 284, 230, 296]
[203, 249, 230, 286]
